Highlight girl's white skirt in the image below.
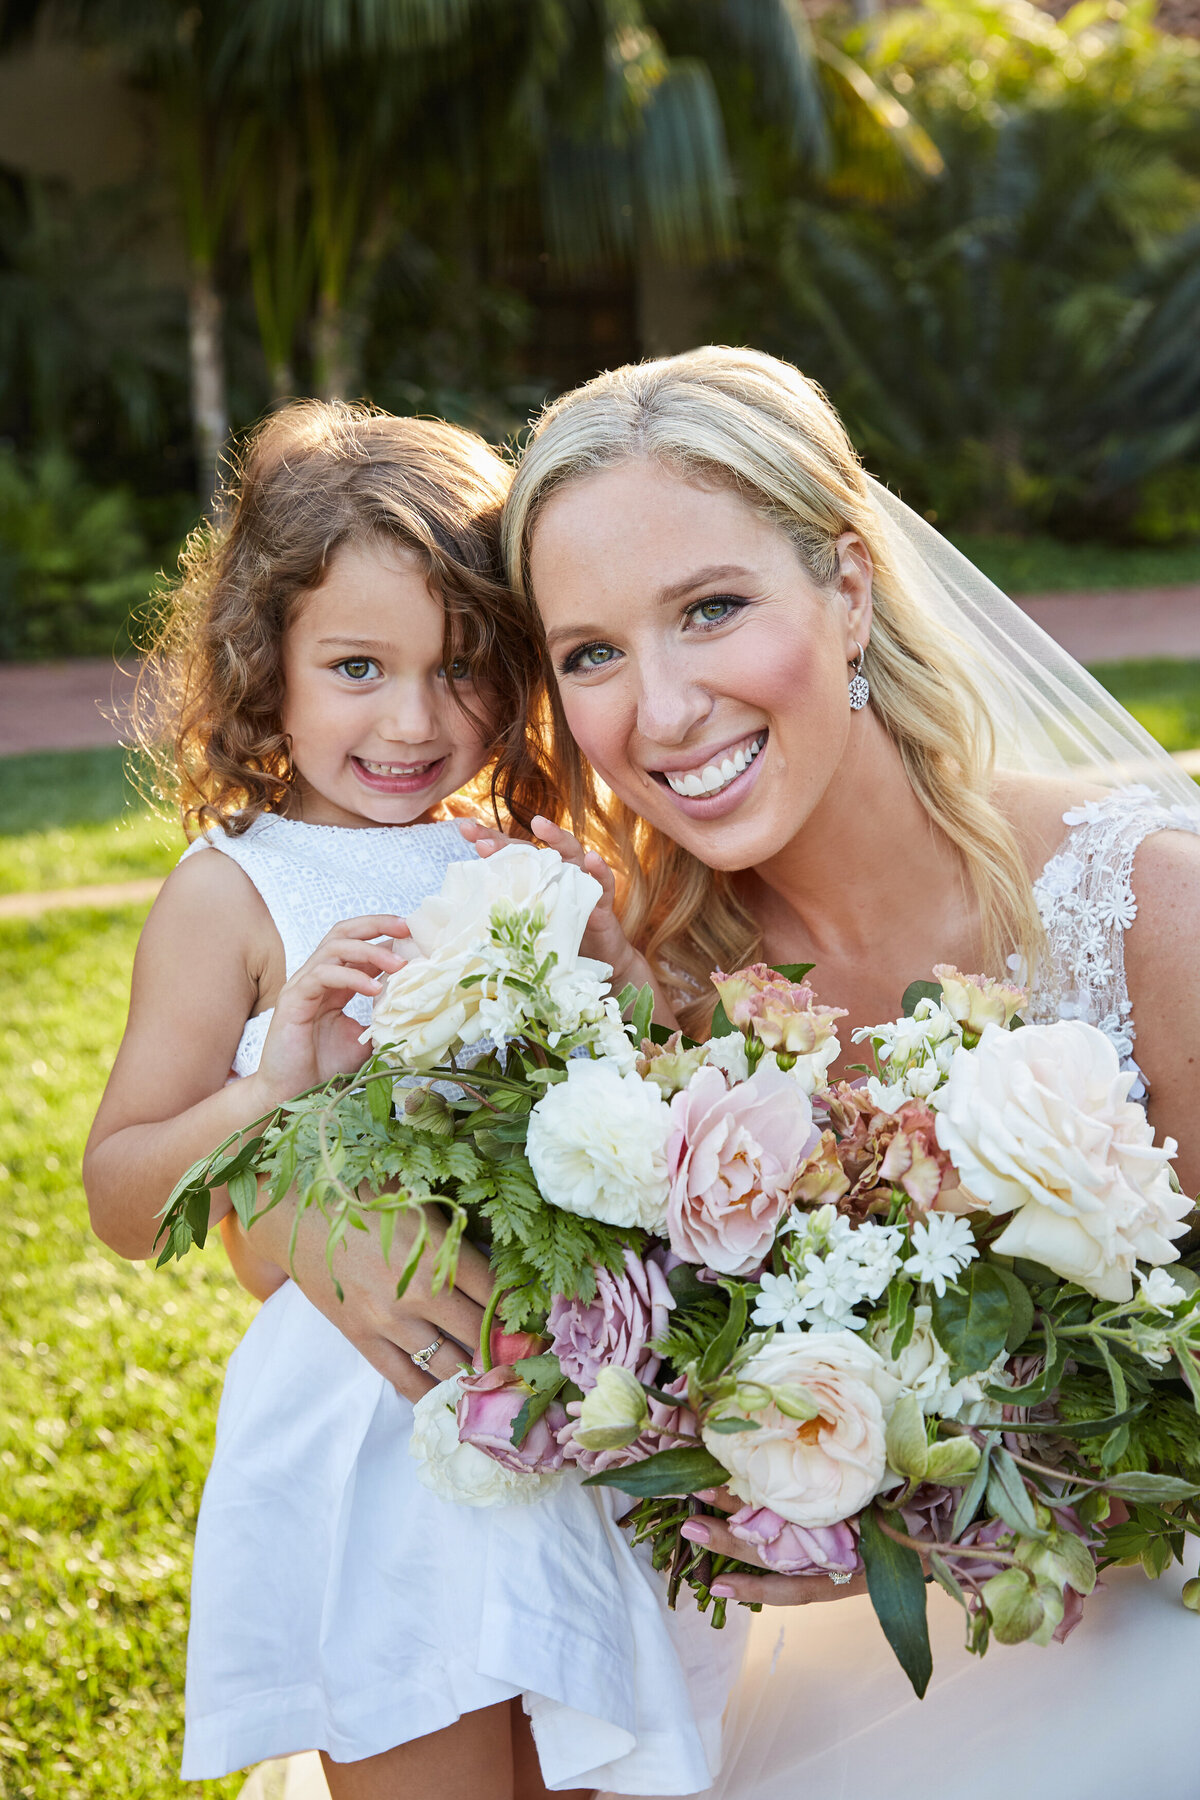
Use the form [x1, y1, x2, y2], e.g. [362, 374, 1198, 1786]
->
[183, 1282, 746, 1794]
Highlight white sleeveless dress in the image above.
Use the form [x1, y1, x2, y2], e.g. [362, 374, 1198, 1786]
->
[676, 788, 1200, 1800]
[180, 815, 745, 1793]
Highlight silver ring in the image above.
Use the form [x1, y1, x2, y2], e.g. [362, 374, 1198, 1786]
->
[827, 1570, 853, 1586]
[409, 1335, 444, 1371]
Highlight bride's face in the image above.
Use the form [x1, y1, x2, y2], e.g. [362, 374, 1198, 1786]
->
[529, 458, 872, 871]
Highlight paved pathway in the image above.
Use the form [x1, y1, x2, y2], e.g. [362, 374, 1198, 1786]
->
[1018, 586, 1200, 663]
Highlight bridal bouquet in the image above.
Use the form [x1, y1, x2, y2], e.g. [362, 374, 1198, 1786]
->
[158, 845, 1200, 1693]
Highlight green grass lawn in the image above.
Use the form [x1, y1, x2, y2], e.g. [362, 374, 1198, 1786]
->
[0, 901, 254, 1799]
[951, 534, 1200, 595]
[1088, 660, 1200, 757]
[0, 749, 179, 895]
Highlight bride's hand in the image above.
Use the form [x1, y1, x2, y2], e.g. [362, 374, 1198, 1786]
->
[455, 816, 680, 1029]
[244, 1194, 491, 1401]
[683, 1488, 870, 1607]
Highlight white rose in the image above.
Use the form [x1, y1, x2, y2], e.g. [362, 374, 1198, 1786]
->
[409, 1375, 564, 1507]
[703, 1033, 751, 1083]
[525, 1058, 672, 1231]
[371, 845, 609, 1069]
[869, 1304, 992, 1419]
[933, 1020, 1188, 1302]
[704, 1330, 901, 1528]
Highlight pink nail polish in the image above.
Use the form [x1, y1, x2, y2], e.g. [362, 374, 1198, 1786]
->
[680, 1521, 710, 1545]
[710, 1583, 735, 1598]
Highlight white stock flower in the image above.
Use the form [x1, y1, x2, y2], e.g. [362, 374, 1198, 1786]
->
[1137, 1268, 1187, 1312]
[751, 1270, 810, 1331]
[857, 999, 962, 1106]
[933, 1020, 1189, 1303]
[371, 845, 610, 1069]
[525, 1057, 672, 1231]
[869, 1304, 997, 1418]
[701, 1030, 839, 1098]
[702, 1032, 751, 1083]
[903, 1213, 978, 1297]
[409, 1375, 564, 1507]
[773, 1209, 904, 1333]
[705, 1330, 901, 1528]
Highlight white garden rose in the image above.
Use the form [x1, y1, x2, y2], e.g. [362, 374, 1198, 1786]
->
[933, 1019, 1188, 1302]
[409, 1374, 564, 1507]
[525, 1058, 672, 1231]
[371, 845, 610, 1069]
[704, 1330, 901, 1528]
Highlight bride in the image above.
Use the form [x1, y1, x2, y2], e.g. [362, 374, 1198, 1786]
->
[241, 345, 1200, 1799]
[495, 343, 1200, 1799]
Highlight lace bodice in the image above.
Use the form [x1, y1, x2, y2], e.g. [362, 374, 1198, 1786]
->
[180, 814, 474, 1077]
[1026, 786, 1200, 1097]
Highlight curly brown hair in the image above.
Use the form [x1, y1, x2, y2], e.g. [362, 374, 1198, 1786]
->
[135, 399, 559, 838]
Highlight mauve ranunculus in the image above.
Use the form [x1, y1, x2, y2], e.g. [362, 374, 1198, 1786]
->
[548, 1249, 674, 1391]
[727, 1506, 860, 1576]
[456, 1365, 567, 1474]
[667, 1064, 819, 1275]
[558, 1374, 697, 1475]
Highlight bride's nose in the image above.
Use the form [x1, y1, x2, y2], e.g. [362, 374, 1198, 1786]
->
[634, 659, 712, 747]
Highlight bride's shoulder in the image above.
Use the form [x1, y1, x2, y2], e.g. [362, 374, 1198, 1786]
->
[992, 771, 1200, 885]
[989, 771, 1103, 875]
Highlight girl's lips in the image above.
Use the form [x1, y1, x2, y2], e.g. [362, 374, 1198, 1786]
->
[653, 730, 769, 819]
[351, 754, 448, 796]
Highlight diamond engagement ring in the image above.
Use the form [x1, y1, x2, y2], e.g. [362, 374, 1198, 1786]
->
[410, 1335, 444, 1371]
[827, 1570, 853, 1586]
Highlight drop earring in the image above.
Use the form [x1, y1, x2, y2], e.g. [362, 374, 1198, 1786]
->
[848, 642, 870, 711]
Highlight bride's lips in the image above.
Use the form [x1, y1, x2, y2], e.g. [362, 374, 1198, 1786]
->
[351, 754, 448, 796]
[650, 730, 768, 819]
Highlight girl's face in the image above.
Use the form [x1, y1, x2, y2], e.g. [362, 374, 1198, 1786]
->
[529, 458, 872, 871]
[280, 536, 492, 829]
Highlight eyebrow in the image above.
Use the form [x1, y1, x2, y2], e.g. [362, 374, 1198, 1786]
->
[316, 638, 393, 652]
[543, 565, 757, 650]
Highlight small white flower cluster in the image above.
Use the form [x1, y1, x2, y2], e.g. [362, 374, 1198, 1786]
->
[902, 1212, 978, 1297]
[702, 1031, 840, 1098]
[853, 998, 962, 1112]
[753, 1207, 904, 1334]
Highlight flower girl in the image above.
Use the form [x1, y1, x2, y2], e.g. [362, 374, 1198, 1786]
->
[84, 402, 743, 1800]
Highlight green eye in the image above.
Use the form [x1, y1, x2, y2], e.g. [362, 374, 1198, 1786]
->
[337, 657, 377, 681]
[691, 597, 740, 625]
[563, 642, 618, 674]
[445, 657, 472, 681]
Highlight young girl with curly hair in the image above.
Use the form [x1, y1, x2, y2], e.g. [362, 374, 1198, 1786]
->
[84, 402, 741, 1800]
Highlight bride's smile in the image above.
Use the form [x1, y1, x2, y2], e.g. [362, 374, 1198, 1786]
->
[533, 456, 875, 871]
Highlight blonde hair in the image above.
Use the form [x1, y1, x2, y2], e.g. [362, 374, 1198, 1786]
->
[502, 346, 1043, 1033]
[134, 399, 559, 838]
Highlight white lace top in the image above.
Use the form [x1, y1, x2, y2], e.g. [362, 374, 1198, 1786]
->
[180, 814, 474, 1077]
[1026, 785, 1200, 1099]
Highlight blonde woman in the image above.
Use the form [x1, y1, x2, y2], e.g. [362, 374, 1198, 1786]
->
[500, 346, 1200, 1798]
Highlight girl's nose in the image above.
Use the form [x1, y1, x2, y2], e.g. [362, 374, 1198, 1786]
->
[376, 678, 439, 745]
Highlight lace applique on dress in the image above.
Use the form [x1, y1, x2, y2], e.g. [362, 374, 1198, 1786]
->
[1025, 784, 1200, 1098]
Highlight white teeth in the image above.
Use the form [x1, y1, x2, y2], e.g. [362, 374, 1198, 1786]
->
[663, 732, 765, 799]
[361, 758, 433, 776]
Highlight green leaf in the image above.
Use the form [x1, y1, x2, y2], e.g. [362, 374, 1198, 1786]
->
[986, 1318, 1065, 1406]
[392, 1213, 429, 1299]
[1105, 1472, 1200, 1504]
[1095, 1336, 1130, 1416]
[988, 1262, 1035, 1352]
[770, 963, 814, 983]
[859, 1506, 932, 1698]
[615, 982, 640, 1014]
[366, 1072, 393, 1125]
[928, 1549, 968, 1611]
[709, 999, 736, 1039]
[930, 1263, 1011, 1380]
[227, 1169, 258, 1227]
[900, 980, 941, 1017]
[952, 1432, 995, 1534]
[699, 1281, 748, 1385]
[582, 1444, 729, 1497]
[630, 983, 656, 1045]
[513, 1353, 564, 1392]
[986, 1446, 1044, 1538]
[511, 1380, 564, 1447]
[706, 1415, 761, 1433]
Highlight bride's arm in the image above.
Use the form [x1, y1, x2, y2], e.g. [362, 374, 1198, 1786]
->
[1123, 829, 1200, 1200]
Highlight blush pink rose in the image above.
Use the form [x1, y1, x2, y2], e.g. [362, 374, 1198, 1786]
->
[456, 1365, 567, 1474]
[667, 1065, 819, 1275]
[727, 1506, 861, 1576]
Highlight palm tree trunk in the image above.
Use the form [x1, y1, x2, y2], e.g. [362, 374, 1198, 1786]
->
[188, 263, 228, 509]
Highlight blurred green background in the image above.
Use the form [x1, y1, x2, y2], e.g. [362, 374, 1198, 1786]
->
[3, 1, 1200, 1794]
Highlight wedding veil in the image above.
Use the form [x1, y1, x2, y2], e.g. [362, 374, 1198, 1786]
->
[866, 478, 1200, 817]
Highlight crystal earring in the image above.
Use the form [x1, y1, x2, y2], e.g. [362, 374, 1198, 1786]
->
[848, 642, 870, 711]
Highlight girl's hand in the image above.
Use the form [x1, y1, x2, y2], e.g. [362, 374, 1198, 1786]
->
[681, 1488, 870, 1607]
[456, 817, 679, 1027]
[250, 913, 407, 1109]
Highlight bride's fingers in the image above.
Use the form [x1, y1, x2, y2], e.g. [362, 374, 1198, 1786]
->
[708, 1567, 869, 1607]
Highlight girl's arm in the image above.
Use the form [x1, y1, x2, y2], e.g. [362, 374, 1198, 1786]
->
[84, 850, 405, 1261]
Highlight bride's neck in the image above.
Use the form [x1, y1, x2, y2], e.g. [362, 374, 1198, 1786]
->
[746, 712, 967, 962]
